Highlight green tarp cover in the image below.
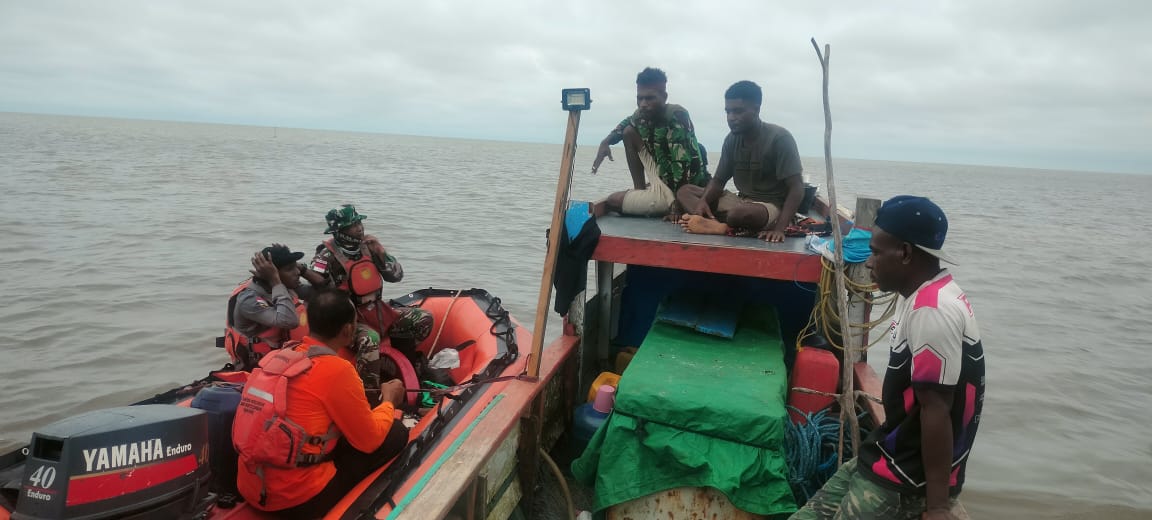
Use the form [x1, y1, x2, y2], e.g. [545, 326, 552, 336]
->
[571, 307, 796, 516]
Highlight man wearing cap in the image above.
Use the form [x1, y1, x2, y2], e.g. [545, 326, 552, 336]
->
[224, 244, 312, 369]
[591, 67, 710, 218]
[307, 204, 433, 393]
[677, 80, 804, 242]
[792, 196, 983, 520]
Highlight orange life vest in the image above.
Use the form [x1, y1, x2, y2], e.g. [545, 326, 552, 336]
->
[322, 239, 399, 334]
[223, 280, 308, 370]
[232, 343, 341, 507]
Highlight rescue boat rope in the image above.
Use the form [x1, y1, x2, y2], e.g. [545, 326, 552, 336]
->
[428, 289, 462, 357]
[796, 257, 897, 354]
[791, 386, 882, 404]
[786, 406, 870, 504]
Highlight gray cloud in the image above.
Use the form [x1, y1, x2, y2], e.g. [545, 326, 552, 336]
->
[1, 0, 1148, 173]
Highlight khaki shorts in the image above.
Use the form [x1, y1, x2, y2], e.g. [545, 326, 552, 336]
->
[716, 190, 782, 228]
[620, 150, 675, 217]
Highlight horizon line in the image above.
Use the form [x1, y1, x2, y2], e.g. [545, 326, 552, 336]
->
[3, 110, 1146, 177]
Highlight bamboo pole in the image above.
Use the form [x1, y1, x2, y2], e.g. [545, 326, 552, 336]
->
[528, 110, 582, 377]
[811, 38, 861, 463]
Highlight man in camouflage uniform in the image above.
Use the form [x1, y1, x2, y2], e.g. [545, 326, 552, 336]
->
[303, 205, 433, 403]
[591, 67, 710, 218]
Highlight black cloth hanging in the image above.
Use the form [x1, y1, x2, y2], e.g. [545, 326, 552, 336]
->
[552, 214, 601, 316]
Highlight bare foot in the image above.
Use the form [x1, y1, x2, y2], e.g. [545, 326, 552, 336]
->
[679, 215, 729, 235]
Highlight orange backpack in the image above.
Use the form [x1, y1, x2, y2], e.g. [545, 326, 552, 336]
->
[232, 344, 341, 506]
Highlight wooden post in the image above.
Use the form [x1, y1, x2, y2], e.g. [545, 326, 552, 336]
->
[846, 197, 881, 358]
[529, 110, 582, 377]
[596, 260, 613, 367]
[812, 38, 861, 462]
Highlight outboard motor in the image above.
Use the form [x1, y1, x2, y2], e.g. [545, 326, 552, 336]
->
[12, 405, 211, 520]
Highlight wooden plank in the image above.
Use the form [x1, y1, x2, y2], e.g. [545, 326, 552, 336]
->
[593, 235, 822, 282]
[479, 425, 520, 506]
[654, 292, 699, 329]
[485, 476, 521, 520]
[529, 110, 583, 377]
[695, 296, 742, 338]
[394, 335, 580, 519]
[596, 261, 613, 364]
[853, 361, 885, 425]
[846, 197, 881, 358]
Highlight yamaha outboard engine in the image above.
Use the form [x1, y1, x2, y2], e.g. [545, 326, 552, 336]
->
[12, 405, 211, 520]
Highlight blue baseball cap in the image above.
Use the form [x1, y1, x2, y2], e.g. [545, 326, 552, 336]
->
[874, 195, 956, 265]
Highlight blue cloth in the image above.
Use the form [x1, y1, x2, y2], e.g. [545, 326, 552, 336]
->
[807, 227, 872, 263]
[566, 201, 592, 242]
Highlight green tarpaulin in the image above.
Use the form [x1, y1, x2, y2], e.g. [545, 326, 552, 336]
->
[571, 307, 796, 516]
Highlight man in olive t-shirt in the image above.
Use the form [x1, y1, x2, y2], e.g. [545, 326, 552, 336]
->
[677, 80, 804, 242]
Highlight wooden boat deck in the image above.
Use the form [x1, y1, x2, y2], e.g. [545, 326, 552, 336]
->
[591, 214, 823, 283]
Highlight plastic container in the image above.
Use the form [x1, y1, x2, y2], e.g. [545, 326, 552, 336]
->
[586, 371, 621, 402]
[191, 383, 244, 505]
[571, 385, 615, 456]
[787, 346, 840, 425]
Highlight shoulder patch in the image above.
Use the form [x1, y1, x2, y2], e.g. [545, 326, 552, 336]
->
[254, 297, 271, 308]
[310, 257, 329, 274]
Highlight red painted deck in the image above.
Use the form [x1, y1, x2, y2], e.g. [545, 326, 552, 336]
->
[590, 215, 823, 282]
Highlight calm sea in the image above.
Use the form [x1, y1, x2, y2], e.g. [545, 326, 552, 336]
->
[1, 113, 1149, 519]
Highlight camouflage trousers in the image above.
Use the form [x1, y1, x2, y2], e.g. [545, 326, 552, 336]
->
[388, 305, 434, 342]
[351, 306, 433, 405]
[790, 459, 955, 520]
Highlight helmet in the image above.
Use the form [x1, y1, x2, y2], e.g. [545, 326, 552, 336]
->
[325, 204, 367, 234]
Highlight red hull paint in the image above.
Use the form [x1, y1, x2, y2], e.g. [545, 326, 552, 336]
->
[593, 235, 822, 283]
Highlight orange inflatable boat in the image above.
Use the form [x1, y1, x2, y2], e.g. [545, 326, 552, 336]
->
[0, 288, 529, 520]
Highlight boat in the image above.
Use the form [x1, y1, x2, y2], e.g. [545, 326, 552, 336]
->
[0, 87, 972, 519]
[0, 288, 581, 520]
[560, 202, 973, 519]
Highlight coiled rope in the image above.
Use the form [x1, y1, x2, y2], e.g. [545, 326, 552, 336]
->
[785, 406, 871, 504]
[796, 257, 897, 353]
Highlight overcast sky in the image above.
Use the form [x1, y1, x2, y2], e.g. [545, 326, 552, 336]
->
[2, 0, 1148, 173]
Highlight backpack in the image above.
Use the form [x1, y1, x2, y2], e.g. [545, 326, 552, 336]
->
[232, 343, 341, 506]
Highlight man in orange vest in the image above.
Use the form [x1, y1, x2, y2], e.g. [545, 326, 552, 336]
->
[224, 244, 311, 369]
[235, 287, 409, 517]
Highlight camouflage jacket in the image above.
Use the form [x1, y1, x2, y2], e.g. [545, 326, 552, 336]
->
[309, 239, 403, 289]
[606, 103, 710, 192]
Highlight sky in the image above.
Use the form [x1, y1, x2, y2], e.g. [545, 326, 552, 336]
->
[1, 0, 1149, 174]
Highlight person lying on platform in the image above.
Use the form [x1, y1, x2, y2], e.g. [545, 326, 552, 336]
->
[677, 80, 804, 242]
[791, 197, 982, 520]
[234, 287, 409, 517]
[306, 204, 433, 402]
[591, 67, 710, 218]
[222, 244, 312, 370]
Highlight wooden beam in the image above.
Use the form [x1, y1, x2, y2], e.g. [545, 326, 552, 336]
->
[394, 336, 579, 519]
[595, 261, 613, 364]
[593, 236, 822, 283]
[529, 110, 582, 377]
[853, 361, 885, 425]
[846, 197, 881, 358]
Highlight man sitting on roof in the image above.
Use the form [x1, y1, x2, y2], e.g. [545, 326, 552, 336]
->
[591, 67, 710, 218]
[234, 288, 408, 517]
[677, 80, 804, 242]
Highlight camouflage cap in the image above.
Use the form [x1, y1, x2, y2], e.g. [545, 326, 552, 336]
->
[325, 204, 367, 234]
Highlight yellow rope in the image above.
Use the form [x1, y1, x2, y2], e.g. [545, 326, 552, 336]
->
[796, 258, 896, 354]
